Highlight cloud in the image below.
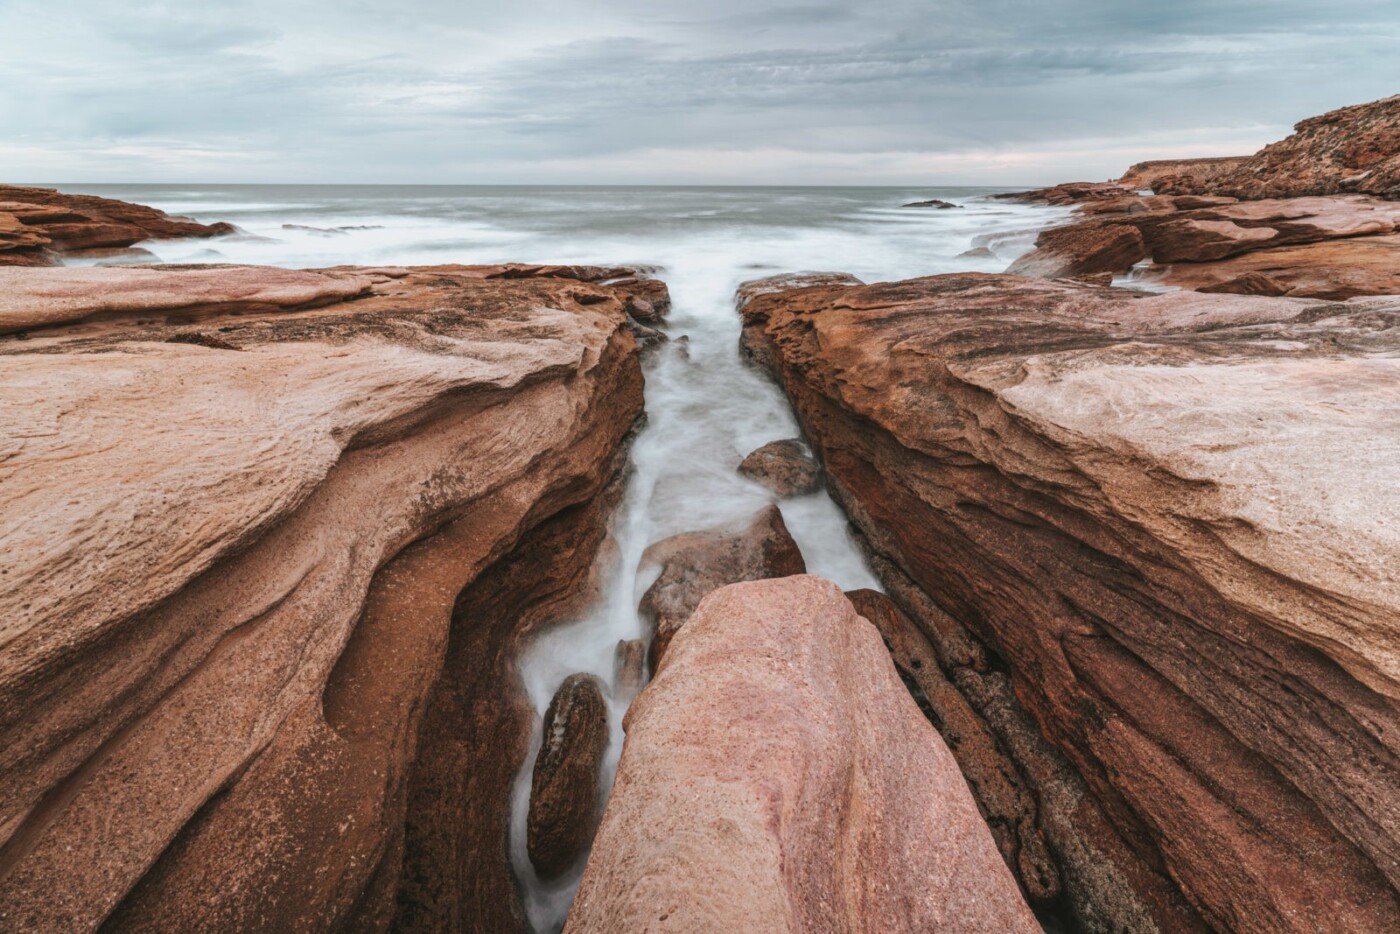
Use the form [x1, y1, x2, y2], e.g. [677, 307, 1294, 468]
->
[0, 0, 1396, 182]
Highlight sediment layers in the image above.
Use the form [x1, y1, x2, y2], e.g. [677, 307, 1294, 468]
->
[0, 185, 235, 266]
[739, 271, 1400, 932]
[0, 262, 655, 931]
[568, 576, 1038, 933]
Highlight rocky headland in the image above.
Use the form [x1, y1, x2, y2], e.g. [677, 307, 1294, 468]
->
[3, 92, 1399, 933]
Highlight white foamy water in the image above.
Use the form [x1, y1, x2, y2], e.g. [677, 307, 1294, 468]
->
[61, 184, 1064, 932]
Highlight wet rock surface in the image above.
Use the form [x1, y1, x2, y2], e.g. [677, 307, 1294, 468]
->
[527, 674, 610, 881]
[737, 438, 821, 497]
[638, 504, 806, 670]
[741, 271, 1400, 932]
[0, 262, 646, 931]
[568, 576, 1039, 934]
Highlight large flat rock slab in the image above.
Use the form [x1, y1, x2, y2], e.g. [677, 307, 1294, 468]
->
[568, 575, 1037, 933]
[740, 271, 1400, 931]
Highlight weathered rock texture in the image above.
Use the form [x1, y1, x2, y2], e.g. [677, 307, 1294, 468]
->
[737, 438, 822, 497]
[527, 674, 610, 881]
[638, 504, 806, 670]
[568, 576, 1039, 933]
[1155, 94, 1400, 200]
[0, 185, 235, 266]
[1117, 157, 1251, 191]
[739, 271, 1400, 932]
[0, 263, 649, 931]
[1010, 193, 1400, 299]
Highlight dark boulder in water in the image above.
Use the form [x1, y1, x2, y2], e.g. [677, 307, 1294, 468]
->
[902, 198, 961, 208]
[528, 673, 611, 880]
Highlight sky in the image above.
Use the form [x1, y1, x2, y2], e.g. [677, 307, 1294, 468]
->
[1, 0, 1397, 185]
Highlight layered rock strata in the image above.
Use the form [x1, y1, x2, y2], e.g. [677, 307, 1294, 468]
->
[1155, 94, 1400, 200]
[738, 271, 1400, 932]
[568, 576, 1039, 933]
[0, 185, 235, 266]
[0, 262, 652, 931]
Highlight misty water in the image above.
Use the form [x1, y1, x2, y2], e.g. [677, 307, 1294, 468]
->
[65, 184, 1063, 931]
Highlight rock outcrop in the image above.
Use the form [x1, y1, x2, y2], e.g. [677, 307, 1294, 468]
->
[1009, 193, 1400, 299]
[0, 185, 235, 266]
[567, 576, 1039, 933]
[739, 271, 1400, 932]
[0, 263, 648, 931]
[638, 505, 806, 670]
[1155, 94, 1400, 200]
[1117, 157, 1251, 191]
[527, 674, 610, 880]
[902, 198, 960, 209]
[737, 438, 822, 497]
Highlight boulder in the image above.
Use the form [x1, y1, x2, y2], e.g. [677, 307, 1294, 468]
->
[740, 271, 1400, 932]
[902, 198, 960, 208]
[567, 576, 1039, 933]
[527, 674, 610, 880]
[737, 438, 821, 497]
[638, 505, 806, 670]
[1006, 222, 1146, 278]
[0, 263, 647, 931]
[1155, 94, 1400, 200]
[612, 639, 646, 697]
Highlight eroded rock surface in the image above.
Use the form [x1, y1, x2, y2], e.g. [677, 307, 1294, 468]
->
[0, 185, 234, 266]
[1156, 94, 1400, 200]
[527, 674, 609, 881]
[638, 505, 806, 670]
[0, 263, 646, 931]
[568, 576, 1039, 933]
[740, 271, 1400, 932]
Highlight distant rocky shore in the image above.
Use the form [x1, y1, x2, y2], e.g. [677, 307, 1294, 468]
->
[1, 93, 1397, 933]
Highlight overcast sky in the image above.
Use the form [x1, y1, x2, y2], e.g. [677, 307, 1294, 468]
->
[1, 1, 1396, 184]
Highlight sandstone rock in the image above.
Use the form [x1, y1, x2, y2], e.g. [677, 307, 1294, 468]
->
[993, 181, 1137, 205]
[527, 673, 610, 880]
[0, 185, 234, 266]
[1146, 195, 1400, 263]
[1006, 222, 1146, 278]
[568, 576, 1039, 934]
[741, 271, 1400, 932]
[638, 505, 806, 670]
[612, 639, 646, 697]
[737, 438, 821, 497]
[1116, 157, 1251, 191]
[1156, 94, 1400, 200]
[0, 264, 374, 333]
[0, 263, 646, 931]
[845, 588, 1062, 908]
[736, 272, 863, 370]
[1151, 233, 1400, 299]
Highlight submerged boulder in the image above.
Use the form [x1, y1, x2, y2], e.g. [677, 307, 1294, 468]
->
[638, 505, 805, 669]
[528, 673, 611, 880]
[737, 438, 821, 497]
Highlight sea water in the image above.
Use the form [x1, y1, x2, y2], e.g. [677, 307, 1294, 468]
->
[58, 184, 1065, 931]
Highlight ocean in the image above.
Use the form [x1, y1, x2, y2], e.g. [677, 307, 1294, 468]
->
[55, 183, 1065, 931]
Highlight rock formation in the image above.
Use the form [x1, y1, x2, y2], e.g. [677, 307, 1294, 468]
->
[612, 639, 646, 697]
[1116, 156, 1250, 191]
[739, 271, 1400, 932]
[567, 576, 1039, 933]
[0, 262, 651, 931]
[1009, 193, 1400, 299]
[0, 185, 235, 266]
[902, 198, 960, 208]
[1155, 94, 1400, 200]
[737, 438, 822, 497]
[638, 504, 806, 670]
[527, 673, 610, 880]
